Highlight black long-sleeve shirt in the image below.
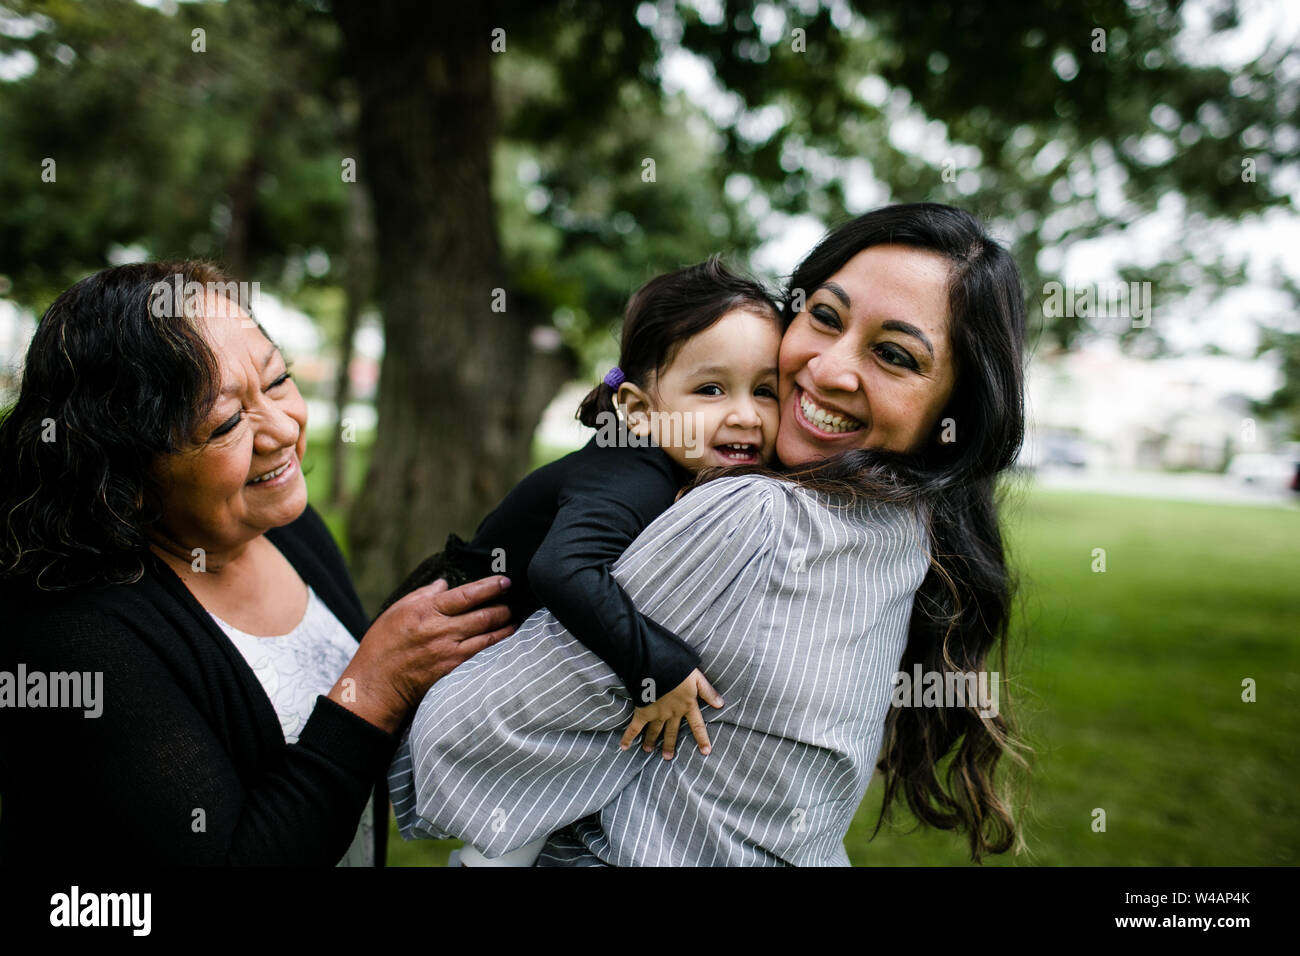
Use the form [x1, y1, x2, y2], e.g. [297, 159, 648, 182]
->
[0, 505, 395, 865]
[431, 436, 701, 702]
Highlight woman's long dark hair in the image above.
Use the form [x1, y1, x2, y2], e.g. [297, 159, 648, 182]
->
[0, 261, 258, 589]
[576, 255, 780, 426]
[699, 203, 1029, 860]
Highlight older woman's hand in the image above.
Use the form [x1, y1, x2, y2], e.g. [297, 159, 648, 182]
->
[328, 575, 515, 734]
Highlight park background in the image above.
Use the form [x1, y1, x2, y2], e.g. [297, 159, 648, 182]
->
[0, 0, 1296, 865]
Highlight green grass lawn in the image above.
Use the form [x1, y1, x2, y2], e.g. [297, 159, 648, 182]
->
[305, 434, 1300, 866]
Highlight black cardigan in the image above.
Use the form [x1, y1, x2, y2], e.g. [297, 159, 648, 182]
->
[0, 505, 396, 865]
[388, 436, 701, 702]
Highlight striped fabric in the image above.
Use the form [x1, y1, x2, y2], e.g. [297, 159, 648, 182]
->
[389, 473, 929, 866]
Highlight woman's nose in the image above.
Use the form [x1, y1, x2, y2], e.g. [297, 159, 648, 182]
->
[253, 399, 300, 452]
[807, 343, 860, 395]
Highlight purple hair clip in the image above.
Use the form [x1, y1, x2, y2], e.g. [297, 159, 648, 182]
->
[602, 367, 625, 388]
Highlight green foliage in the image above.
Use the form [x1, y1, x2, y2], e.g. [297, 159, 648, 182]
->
[492, 26, 767, 372]
[1251, 270, 1300, 438]
[4, 0, 1293, 359]
[0, 0, 348, 305]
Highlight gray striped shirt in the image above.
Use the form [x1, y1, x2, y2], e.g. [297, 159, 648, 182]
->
[390, 473, 929, 866]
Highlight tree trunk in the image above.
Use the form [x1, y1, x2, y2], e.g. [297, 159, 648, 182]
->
[329, 180, 374, 509]
[332, 0, 570, 611]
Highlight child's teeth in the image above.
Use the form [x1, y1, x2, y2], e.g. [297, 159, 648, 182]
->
[720, 444, 754, 458]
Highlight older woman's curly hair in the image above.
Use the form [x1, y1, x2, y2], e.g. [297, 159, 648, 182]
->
[0, 261, 248, 589]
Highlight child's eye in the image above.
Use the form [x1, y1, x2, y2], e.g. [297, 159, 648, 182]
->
[696, 384, 723, 396]
[755, 385, 778, 399]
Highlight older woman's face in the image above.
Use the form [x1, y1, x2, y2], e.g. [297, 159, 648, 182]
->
[152, 295, 308, 554]
[777, 244, 957, 466]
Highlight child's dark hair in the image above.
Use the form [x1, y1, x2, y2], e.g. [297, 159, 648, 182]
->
[576, 255, 780, 427]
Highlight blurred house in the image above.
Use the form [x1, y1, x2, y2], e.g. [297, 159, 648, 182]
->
[1022, 340, 1283, 473]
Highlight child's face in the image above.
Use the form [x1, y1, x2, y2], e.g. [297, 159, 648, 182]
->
[633, 308, 782, 471]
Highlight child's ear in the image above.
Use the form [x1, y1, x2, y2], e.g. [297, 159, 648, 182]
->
[616, 382, 654, 436]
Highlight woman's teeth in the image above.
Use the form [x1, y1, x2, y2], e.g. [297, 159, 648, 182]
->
[800, 392, 863, 434]
[248, 461, 290, 484]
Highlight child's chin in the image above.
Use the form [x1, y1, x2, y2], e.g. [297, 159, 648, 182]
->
[711, 453, 760, 468]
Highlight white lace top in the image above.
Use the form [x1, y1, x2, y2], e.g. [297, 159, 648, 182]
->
[212, 586, 375, 867]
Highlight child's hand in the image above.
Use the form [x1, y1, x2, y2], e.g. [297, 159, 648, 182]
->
[619, 669, 724, 760]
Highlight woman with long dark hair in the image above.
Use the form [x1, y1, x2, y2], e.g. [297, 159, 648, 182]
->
[390, 201, 1029, 864]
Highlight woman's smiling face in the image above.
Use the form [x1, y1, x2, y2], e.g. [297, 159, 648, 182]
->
[777, 244, 958, 466]
[150, 295, 309, 555]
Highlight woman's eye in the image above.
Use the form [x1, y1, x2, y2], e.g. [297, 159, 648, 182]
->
[811, 308, 842, 335]
[209, 412, 241, 439]
[696, 384, 723, 396]
[810, 306, 841, 330]
[877, 344, 918, 370]
[268, 371, 292, 389]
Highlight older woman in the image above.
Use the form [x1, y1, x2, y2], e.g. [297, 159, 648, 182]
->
[389, 202, 1028, 865]
[0, 262, 514, 865]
